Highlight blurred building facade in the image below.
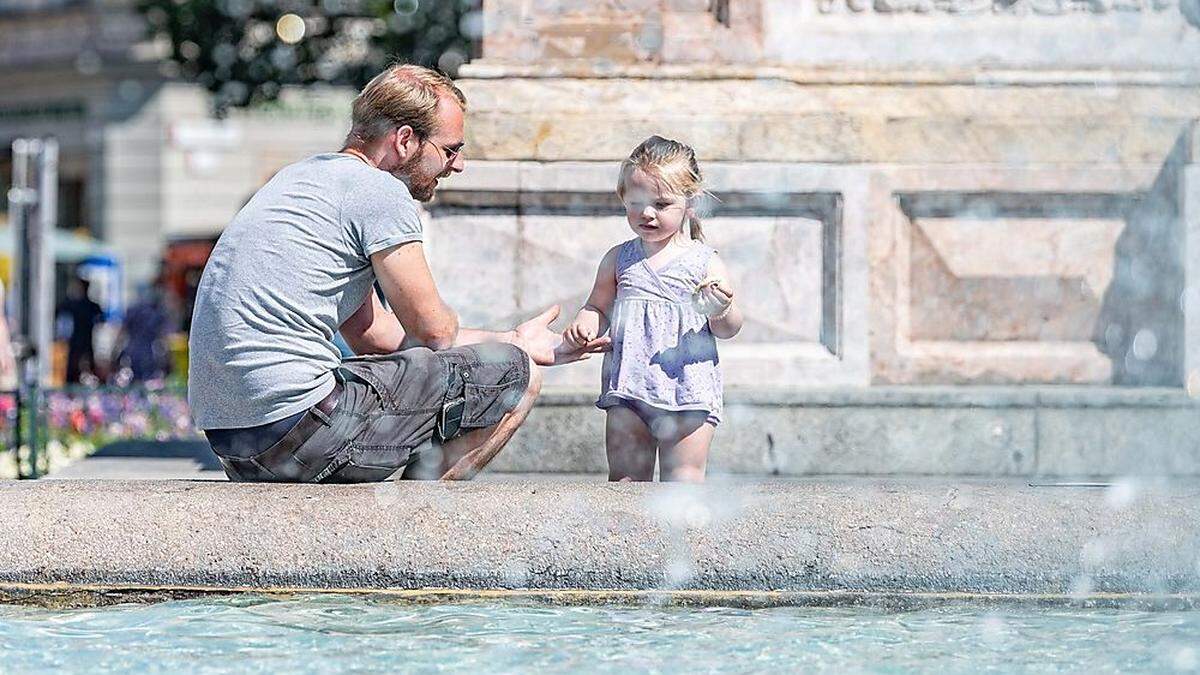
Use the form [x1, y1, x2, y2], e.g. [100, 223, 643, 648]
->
[0, 0, 357, 306]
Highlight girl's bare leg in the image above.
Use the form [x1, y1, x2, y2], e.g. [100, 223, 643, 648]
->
[657, 413, 714, 483]
[606, 406, 657, 481]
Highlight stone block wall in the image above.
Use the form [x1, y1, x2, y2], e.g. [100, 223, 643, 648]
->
[479, 0, 1199, 70]
[427, 0, 1200, 474]
[433, 78, 1199, 388]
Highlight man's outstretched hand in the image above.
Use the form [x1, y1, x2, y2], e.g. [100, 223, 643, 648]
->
[514, 305, 610, 366]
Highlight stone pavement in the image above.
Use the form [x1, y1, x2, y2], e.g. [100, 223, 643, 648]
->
[45, 440, 226, 481]
[1, 477, 1197, 598]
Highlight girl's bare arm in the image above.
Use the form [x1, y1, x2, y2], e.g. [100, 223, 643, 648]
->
[565, 245, 621, 346]
[703, 254, 743, 339]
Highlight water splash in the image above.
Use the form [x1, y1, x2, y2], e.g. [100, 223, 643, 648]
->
[645, 481, 745, 588]
[1105, 478, 1140, 510]
[1174, 646, 1200, 671]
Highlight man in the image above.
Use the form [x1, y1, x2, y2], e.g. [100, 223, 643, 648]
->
[114, 281, 172, 383]
[188, 64, 607, 483]
[57, 278, 105, 384]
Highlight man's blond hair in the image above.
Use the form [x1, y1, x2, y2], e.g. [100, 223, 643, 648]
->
[346, 63, 467, 145]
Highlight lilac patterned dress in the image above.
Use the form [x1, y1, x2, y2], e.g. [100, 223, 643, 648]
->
[597, 238, 723, 425]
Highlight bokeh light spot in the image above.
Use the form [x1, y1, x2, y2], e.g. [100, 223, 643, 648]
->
[276, 14, 306, 44]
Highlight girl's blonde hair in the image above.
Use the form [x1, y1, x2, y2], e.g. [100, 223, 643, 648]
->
[617, 135, 708, 242]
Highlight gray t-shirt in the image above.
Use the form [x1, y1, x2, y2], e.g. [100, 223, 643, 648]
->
[188, 153, 423, 429]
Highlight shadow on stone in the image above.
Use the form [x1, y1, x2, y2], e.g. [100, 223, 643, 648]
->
[1094, 126, 1191, 386]
[91, 440, 221, 471]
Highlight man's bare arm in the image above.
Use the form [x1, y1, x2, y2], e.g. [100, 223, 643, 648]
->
[340, 288, 519, 355]
[339, 290, 406, 354]
[370, 242, 458, 351]
[349, 241, 607, 364]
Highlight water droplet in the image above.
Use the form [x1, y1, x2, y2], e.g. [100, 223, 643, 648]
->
[1070, 574, 1093, 599]
[1104, 323, 1124, 350]
[459, 10, 485, 40]
[1080, 539, 1107, 567]
[990, 421, 1009, 443]
[684, 503, 712, 529]
[373, 481, 400, 506]
[1174, 646, 1199, 671]
[393, 0, 419, 16]
[637, 19, 664, 53]
[979, 613, 1006, 646]
[438, 49, 467, 75]
[500, 559, 529, 587]
[1105, 478, 1138, 510]
[665, 558, 694, 586]
[1131, 329, 1158, 361]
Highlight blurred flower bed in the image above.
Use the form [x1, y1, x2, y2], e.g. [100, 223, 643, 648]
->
[0, 386, 199, 478]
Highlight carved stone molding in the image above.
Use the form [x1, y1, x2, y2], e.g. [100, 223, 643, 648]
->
[816, 0, 1176, 14]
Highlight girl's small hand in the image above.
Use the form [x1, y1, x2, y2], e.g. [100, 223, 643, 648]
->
[563, 321, 597, 349]
[694, 278, 733, 317]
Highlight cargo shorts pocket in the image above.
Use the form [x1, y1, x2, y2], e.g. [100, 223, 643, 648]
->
[319, 444, 416, 483]
[438, 343, 530, 431]
[461, 379, 526, 429]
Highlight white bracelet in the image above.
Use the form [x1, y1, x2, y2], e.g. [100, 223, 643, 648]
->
[708, 303, 733, 322]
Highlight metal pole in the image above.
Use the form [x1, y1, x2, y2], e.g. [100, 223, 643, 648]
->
[9, 138, 56, 479]
[9, 139, 33, 478]
[33, 140, 58, 478]
[8, 143, 26, 474]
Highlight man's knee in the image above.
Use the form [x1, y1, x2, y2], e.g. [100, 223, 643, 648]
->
[494, 342, 540, 404]
[523, 353, 543, 400]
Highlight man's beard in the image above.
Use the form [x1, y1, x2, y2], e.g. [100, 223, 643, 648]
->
[397, 154, 439, 202]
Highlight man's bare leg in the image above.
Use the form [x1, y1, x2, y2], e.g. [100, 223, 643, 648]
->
[435, 357, 542, 480]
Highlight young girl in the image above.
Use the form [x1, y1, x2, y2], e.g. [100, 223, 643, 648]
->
[563, 135, 743, 483]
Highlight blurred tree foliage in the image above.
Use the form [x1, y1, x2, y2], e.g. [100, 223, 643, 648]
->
[137, 0, 481, 113]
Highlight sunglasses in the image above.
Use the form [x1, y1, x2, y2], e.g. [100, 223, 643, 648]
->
[423, 137, 464, 164]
